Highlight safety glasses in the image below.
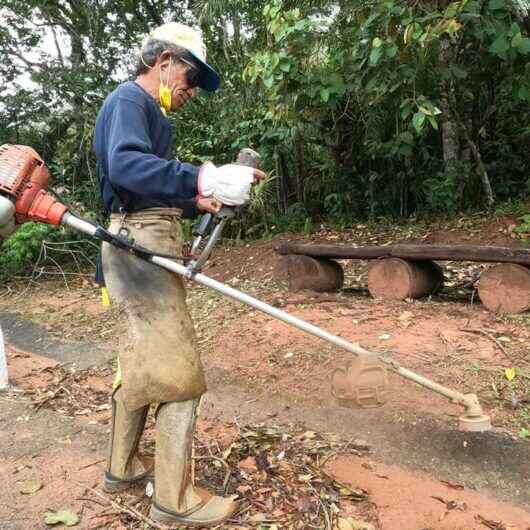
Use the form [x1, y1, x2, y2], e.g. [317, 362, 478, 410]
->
[178, 56, 201, 89]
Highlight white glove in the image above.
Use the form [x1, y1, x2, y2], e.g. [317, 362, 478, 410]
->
[198, 162, 254, 206]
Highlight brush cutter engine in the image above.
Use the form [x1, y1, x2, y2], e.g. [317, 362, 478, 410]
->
[0, 144, 68, 237]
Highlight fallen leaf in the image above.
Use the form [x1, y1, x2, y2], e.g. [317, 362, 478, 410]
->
[222, 443, 235, 460]
[296, 494, 313, 513]
[378, 334, 391, 341]
[302, 430, 317, 439]
[505, 368, 516, 382]
[247, 512, 267, 523]
[475, 514, 508, 530]
[345, 518, 376, 530]
[44, 510, 79, 526]
[440, 479, 464, 490]
[336, 483, 369, 500]
[337, 518, 354, 530]
[18, 479, 42, 495]
[398, 311, 414, 321]
[447, 499, 467, 511]
[432, 495, 448, 505]
[237, 456, 258, 473]
[297, 473, 314, 482]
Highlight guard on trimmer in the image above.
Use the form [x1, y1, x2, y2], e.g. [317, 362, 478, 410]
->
[92, 23, 265, 526]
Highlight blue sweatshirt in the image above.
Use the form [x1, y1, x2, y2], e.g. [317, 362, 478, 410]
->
[93, 81, 199, 218]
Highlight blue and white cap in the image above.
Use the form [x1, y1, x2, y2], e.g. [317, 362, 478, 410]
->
[142, 22, 220, 92]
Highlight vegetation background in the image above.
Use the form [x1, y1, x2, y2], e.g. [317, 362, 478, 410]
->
[0, 0, 529, 276]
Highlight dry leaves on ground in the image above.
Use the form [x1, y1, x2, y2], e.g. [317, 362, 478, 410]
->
[82, 423, 378, 529]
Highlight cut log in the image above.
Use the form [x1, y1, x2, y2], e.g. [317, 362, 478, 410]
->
[284, 255, 344, 292]
[277, 242, 392, 260]
[367, 258, 443, 300]
[276, 242, 530, 266]
[390, 244, 528, 264]
[478, 263, 530, 314]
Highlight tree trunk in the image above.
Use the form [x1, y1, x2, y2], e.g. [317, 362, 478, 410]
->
[232, 9, 242, 57]
[275, 148, 289, 214]
[294, 131, 305, 203]
[439, 40, 460, 174]
[368, 172, 377, 221]
[467, 136, 495, 208]
[452, 108, 495, 208]
[221, 21, 231, 62]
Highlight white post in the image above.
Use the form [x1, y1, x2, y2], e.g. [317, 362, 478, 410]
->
[0, 324, 8, 390]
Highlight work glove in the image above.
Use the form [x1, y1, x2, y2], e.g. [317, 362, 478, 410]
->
[198, 162, 254, 206]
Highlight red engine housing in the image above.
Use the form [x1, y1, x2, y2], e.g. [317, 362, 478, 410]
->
[0, 144, 68, 225]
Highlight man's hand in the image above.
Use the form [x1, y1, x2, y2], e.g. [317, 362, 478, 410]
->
[196, 196, 222, 214]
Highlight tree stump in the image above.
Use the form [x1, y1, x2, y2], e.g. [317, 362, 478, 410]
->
[478, 263, 530, 314]
[284, 255, 344, 292]
[367, 258, 443, 300]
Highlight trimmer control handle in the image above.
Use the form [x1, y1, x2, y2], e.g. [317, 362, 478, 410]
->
[193, 211, 214, 238]
[188, 149, 261, 272]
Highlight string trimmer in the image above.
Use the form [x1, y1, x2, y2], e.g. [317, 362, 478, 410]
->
[0, 144, 491, 431]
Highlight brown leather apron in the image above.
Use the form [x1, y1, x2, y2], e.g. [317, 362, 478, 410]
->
[102, 208, 206, 411]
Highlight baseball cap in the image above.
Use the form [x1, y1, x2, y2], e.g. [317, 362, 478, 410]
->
[142, 22, 220, 92]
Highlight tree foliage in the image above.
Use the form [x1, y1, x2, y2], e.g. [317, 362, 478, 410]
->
[1, 0, 529, 236]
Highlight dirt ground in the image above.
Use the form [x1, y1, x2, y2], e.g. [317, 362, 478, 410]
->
[1, 215, 530, 529]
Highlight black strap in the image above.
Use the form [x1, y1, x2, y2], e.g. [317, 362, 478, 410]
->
[94, 226, 189, 262]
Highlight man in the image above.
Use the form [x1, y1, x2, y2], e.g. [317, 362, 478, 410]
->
[93, 22, 265, 526]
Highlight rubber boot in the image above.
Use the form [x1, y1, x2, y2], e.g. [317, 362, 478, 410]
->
[103, 387, 152, 492]
[150, 399, 238, 527]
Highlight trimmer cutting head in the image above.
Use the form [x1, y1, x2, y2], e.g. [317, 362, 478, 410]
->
[458, 414, 492, 432]
[331, 354, 390, 409]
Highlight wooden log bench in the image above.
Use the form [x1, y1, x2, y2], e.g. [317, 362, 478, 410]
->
[276, 243, 530, 314]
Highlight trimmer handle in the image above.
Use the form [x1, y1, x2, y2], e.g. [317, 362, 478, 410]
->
[193, 210, 214, 239]
[188, 148, 261, 273]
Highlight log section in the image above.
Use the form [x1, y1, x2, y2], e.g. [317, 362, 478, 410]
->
[367, 258, 443, 300]
[283, 255, 344, 292]
[478, 263, 530, 314]
[277, 242, 530, 265]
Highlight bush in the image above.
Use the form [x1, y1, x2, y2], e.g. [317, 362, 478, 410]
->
[0, 223, 62, 281]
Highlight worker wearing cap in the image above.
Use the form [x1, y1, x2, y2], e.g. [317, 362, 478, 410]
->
[93, 23, 265, 526]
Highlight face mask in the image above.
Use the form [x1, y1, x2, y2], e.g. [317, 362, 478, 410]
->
[158, 59, 173, 115]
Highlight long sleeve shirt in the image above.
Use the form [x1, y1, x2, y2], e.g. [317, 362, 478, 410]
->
[93, 81, 199, 218]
